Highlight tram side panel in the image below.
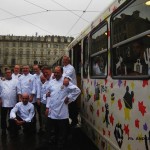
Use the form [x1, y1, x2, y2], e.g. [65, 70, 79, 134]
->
[81, 62, 150, 150]
[69, 0, 150, 149]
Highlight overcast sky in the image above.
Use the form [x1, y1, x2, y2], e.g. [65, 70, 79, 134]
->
[0, 0, 115, 37]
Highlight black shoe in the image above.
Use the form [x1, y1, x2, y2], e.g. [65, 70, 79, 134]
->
[2, 129, 7, 136]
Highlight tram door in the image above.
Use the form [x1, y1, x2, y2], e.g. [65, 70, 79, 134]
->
[73, 43, 81, 109]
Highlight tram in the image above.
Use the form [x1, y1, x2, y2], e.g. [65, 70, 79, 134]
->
[62, 0, 150, 150]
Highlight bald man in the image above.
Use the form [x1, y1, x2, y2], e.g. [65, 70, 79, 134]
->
[10, 93, 35, 135]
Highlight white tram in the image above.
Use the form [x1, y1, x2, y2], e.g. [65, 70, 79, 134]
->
[64, 0, 150, 149]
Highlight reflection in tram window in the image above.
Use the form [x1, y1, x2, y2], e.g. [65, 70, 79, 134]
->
[113, 37, 150, 76]
[91, 52, 107, 76]
[112, 0, 150, 45]
[90, 23, 108, 78]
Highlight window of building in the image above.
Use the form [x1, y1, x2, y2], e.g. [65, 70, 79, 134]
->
[5, 42, 9, 47]
[61, 38, 64, 42]
[47, 37, 51, 42]
[26, 50, 30, 57]
[26, 43, 30, 47]
[4, 58, 7, 64]
[54, 44, 58, 48]
[111, 0, 150, 79]
[60, 44, 64, 49]
[5, 49, 9, 56]
[90, 24, 108, 78]
[11, 49, 16, 56]
[54, 37, 58, 42]
[12, 42, 16, 47]
[11, 59, 16, 65]
[19, 50, 23, 58]
[33, 43, 37, 47]
[67, 38, 71, 43]
[19, 42, 23, 47]
[48, 44, 51, 48]
[48, 51, 50, 55]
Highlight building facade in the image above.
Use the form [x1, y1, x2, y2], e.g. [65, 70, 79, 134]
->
[0, 35, 73, 72]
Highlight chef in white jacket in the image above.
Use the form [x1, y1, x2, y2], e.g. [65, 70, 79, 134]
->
[12, 65, 21, 80]
[62, 55, 78, 127]
[17, 65, 36, 103]
[9, 93, 35, 135]
[17, 65, 37, 131]
[0, 69, 18, 136]
[33, 64, 43, 133]
[36, 66, 54, 133]
[46, 66, 81, 150]
[63, 56, 77, 85]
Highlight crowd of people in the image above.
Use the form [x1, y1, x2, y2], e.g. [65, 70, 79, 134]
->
[0, 56, 81, 150]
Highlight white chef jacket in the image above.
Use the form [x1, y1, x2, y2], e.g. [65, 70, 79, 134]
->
[36, 73, 54, 100]
[63, 64, 77, 85]
[46, 77, 81, 119]
[40, 82, 47, 105]
[12, 73, 21, 80]
[33, 72, 43, 82]
[0, 78, 18, 107]
[10, 102, 35, 122]
[34, 72, 43, 100]
[17, 73, 36, 103]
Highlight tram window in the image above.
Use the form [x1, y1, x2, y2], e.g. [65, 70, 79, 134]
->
[111, 0, 150, 78]
[112, 0, 150, 45]
[91, 25, 107, 54]
[83, 37, 89, 78]
[91, 52, 107, 77]
[73, 44, 81, 75]
[112, 36, 150, 77]
[69, 50, 72, 60]
[90, 23, 108, 78]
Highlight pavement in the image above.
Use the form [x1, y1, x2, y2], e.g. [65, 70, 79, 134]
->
[0, 126, 99, 150]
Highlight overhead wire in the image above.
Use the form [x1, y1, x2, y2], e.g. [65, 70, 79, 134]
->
[65, 0, 93, 36]
[25, 0, 100, 13]
[0, 0, 98, 36]
[0, 10, 48, 22]
[0, 7, 53, 35]
[46, 0, 90, 23]
[22, 0, 93, 36]
[24, 0, 48, 11]
[0, 9, 101, 22]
